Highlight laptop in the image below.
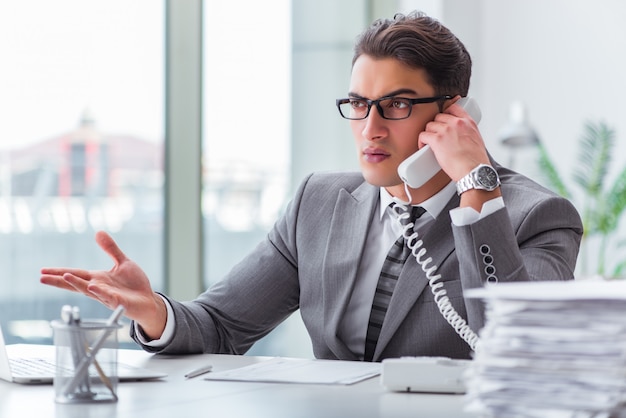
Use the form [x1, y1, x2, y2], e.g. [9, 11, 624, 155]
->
[0, 324, 167, 384]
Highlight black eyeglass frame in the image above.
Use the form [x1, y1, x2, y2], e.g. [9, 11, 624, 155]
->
[335, 95, 452, 120]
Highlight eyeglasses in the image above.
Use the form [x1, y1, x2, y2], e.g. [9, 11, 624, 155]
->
[335, 95, 452, 120]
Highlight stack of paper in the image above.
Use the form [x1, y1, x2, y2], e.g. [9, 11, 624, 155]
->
[463, 280, 626, 418]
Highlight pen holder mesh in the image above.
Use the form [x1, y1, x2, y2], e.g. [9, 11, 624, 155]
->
[51, 319, 121, 404]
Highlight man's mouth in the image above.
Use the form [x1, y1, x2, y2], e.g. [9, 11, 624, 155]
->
[363, 147, 390, 163]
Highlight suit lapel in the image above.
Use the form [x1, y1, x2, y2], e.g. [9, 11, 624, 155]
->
[373, 193, 461, 360]
[322, 181, 377, 360]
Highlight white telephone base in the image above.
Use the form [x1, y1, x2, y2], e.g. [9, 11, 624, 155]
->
[380, 356, 471, 394]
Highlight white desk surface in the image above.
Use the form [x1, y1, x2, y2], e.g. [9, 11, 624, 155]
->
[0, 345, 474, 418]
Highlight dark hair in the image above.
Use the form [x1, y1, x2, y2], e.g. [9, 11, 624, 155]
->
[352, 11, 472, 96]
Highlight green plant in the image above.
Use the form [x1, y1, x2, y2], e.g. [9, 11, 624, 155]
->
[537, 121, 626, 277]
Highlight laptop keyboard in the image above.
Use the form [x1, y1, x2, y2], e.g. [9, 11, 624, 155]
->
[9, 357, 67, 377]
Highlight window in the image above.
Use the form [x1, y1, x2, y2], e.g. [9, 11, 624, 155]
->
[202, 0, 305, 356]
[202, 1, 292, 287]
[0, 0, 165, 346]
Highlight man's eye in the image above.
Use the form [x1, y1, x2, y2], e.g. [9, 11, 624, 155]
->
[391, 99, 409, 109]
[350, 100, 367, 109]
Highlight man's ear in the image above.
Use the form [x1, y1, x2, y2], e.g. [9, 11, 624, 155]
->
[440, 95, 462, 112]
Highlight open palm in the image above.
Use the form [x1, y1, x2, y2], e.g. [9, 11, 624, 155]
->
[40, 231, 165, 331]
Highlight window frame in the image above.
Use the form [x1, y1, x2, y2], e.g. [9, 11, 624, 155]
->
[165, 0, 204, 299]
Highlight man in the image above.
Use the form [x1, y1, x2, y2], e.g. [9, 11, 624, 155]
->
[41, 11, 582, 361]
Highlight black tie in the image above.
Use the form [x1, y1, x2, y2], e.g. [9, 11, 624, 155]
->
[364, 205, 425, 362]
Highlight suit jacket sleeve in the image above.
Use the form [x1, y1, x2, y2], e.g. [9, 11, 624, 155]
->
[452, 184, 583, 334]
[129, 173, 318, 355]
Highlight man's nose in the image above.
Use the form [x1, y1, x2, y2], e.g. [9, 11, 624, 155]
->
[361, 105, 387, 140]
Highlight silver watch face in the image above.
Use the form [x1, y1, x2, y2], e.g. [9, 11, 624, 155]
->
[476, 165, 499, 189]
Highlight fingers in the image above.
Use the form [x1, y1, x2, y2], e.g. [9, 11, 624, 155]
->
[61, 272, 92, 294]
[40, 268, 91, 292]
[40, 271, 99, 302]
[95, 230, 129, 266]
[41, 271, 118, 310]
[40, 273, 79, 293]
[41, 267, 91, 277]
[86, 283, 124, 311]
[439, 95, 477, 125]
[40, 232, 128, 310]
[420, 102, 489, 182]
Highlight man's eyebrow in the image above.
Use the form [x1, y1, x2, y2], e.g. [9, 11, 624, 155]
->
[348, 88, 419, 99]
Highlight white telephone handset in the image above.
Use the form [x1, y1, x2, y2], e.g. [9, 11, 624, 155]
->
[390, 98, 485, 352]
[397, 97, 481, 188]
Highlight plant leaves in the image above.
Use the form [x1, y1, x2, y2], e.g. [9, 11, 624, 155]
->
[612, 260, 626, 278]
[537, 142, 571, 199]
[605, 165, 626, 232]
[572, 121, 614, 198]
[535, 119, 626, 277]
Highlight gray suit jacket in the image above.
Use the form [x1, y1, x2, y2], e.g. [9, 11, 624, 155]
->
[131, 165, 583, 361]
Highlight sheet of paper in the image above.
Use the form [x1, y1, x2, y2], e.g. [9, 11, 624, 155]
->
[204, 357, 380, 385]
[465, 278, 626, 301]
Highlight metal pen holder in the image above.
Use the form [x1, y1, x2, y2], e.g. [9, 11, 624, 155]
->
[51, 318, 122, 404]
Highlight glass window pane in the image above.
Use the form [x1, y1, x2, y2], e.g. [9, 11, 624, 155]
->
[202, 0, 291, 287]
[0, 1, 165, 346]
[202, 0, 296, 356]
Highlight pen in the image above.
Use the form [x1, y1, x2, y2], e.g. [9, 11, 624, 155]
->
[72, 306, 115, 396]
[185, 364, 213, 379]
[62, 305, 125, 397]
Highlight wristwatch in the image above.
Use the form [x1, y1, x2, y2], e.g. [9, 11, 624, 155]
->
[456, 164, 500, 195]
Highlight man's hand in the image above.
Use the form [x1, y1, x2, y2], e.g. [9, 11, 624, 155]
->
[419, 97, 490, 182]
[419, 97, 501, 212]
[40, 230, 167, 340]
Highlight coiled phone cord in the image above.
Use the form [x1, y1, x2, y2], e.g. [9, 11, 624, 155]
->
[392, 202, 481, 351]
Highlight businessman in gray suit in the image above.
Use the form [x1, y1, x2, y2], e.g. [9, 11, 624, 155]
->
[41, 11, 583, 361]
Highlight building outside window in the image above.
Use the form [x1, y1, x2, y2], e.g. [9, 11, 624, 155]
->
[0, 0, 165, 346]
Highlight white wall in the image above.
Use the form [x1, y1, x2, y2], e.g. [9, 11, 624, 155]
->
[478, 1, 626, 173]
[487, 0, 626, 277]
[400, 0, 626, 276]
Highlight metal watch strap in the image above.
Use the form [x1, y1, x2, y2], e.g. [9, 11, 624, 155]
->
[456, 164, 499, 195]
[456, 172, 477, 195]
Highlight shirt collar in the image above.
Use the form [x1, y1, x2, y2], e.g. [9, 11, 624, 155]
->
[379, 181, 457, 220]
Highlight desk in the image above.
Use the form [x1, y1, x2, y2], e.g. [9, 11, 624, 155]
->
[0, 346, 474, 418]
